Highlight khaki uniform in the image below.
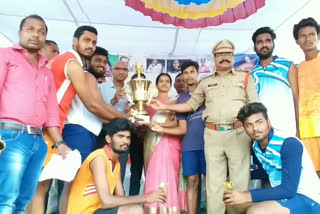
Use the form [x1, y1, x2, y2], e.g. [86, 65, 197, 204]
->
[187, 68, 259, 214]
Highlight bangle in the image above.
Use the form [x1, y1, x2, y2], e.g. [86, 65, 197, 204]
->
[51, 140, 67, 149]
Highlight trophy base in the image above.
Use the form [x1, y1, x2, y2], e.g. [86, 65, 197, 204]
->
[136, 114, 150, 124]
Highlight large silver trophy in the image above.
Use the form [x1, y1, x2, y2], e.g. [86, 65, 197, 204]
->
[127, 65, 153, 124]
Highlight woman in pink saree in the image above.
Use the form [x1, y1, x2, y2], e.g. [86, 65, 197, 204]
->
[144, 73, 186, 214]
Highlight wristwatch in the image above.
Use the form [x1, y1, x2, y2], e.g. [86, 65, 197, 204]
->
[51, 140, 67, 149]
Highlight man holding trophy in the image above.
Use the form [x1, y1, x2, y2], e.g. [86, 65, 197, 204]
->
[100, 61, 132, 184]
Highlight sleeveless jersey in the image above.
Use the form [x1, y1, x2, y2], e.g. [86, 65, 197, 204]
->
[67, 146, 120, 214]
[51, 49, 83, 130]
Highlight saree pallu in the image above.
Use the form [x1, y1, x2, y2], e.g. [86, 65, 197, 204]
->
[144, 109, 187, 213]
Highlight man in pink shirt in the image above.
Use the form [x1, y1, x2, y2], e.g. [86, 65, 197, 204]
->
[0, 14, 70, 213]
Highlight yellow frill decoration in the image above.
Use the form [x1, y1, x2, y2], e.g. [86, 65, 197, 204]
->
[141, 0, 242, 19]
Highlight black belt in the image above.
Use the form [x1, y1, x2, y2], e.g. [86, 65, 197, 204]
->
[0, 122, 43, 136]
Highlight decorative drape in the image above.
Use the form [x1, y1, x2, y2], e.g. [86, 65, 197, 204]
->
[125, 0, 265, 28]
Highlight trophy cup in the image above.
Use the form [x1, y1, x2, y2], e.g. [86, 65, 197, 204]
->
[224, 177, 234, 190]
[127, 65, 153, 124]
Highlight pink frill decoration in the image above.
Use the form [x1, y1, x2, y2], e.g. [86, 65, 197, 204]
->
[125, 0, 265, 29]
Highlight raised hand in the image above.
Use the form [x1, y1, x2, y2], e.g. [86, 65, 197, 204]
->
[112, 88, 126, 105]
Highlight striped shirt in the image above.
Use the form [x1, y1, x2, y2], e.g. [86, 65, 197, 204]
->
[252, 56, 296, 136]
[251, 130, 320, 203]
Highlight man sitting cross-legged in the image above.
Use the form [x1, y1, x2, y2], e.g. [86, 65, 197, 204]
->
[67, 118, 166, 214]
[223, 102, 320, 214]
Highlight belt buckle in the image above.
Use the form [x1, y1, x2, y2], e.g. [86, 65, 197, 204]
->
[26, 125, 35, 135]
[26, 125, 41, 135]
[220, 125, 231, 131]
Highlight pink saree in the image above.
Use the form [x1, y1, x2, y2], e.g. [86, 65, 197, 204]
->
[144, 107, 187, 213]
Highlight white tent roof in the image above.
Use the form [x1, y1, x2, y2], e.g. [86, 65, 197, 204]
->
[0, 0, 319, 62]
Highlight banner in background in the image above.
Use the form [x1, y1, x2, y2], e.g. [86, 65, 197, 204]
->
[108, 53, 258, 73]
[106, 53, 258, 97]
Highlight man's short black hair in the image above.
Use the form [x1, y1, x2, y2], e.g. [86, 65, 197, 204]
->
[20, 14, 48, 33]
[92, 46, 109, 59]
[73, 25, 98, 39]
[293, 17, 320, 40]
[175, 72, 183, 80]
[131, 73, 146, 80]
[237, 102, 268, 124]
[104, 118, 135, 137]
[181, 60, 199, 73]
[46, 40, 58, 46]
[252, 27, 276, 44]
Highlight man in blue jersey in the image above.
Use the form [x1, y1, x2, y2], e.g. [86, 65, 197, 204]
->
[251, 27, 299, 137]
[223, 102, 320, 214]
[151, 60, 206, 214]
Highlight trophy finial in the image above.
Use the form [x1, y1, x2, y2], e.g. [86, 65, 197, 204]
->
[135, 64, 144, 79]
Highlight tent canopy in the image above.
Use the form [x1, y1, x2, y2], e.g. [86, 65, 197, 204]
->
[0, 0, 319, 62]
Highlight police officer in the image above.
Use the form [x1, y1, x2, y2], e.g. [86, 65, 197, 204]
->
[150, 40, 260, 214]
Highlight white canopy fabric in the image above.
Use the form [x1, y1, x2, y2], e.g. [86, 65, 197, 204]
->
[0, 0, 319, 63]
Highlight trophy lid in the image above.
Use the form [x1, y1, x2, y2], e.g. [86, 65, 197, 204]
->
[134, 64, 144, 78]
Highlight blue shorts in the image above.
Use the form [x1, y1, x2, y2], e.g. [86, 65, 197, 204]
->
[182, 150, 206, 176]
[277, 194, 320, 214]
[62, 124, 98, 163]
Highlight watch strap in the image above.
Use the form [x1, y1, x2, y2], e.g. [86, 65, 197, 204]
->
[51, 140, 67, 149]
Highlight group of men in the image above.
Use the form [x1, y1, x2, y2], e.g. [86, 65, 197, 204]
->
[0, 13, 320, 214]
[0, 14, 163, 214]
[150, 17, 320, 214]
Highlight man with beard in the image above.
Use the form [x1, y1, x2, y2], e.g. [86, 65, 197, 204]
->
[67, 118, 166, 214]
[251, 27, 298, 137]
[27, 45, 113, 214]
[50, 26, 127, 214]
[0, 14, 67, 213]
[150, 40, 260, 214]
[99, 61, 130, 184]
[89, 46, 108, 80]
[294, 18, 320, 178]
[57, 46, 113, 213]
[224, 102, 320, 214]
[63, 46, 110, 163]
